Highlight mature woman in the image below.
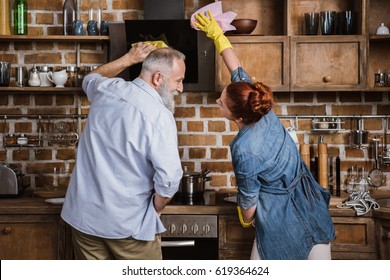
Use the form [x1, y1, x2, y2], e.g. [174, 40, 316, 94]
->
[194, 11, 335, 260]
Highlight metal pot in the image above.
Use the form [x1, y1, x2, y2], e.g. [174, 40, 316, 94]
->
[179, 169, 212, 197]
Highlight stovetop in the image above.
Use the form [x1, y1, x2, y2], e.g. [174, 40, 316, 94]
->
[168, 191, 216, 206]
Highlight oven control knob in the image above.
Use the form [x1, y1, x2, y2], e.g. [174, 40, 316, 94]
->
[191, 223, 199, 234]
[203, 224, 211, 234]
[169, 223, 176, 234]
[180, 224, 187, 233]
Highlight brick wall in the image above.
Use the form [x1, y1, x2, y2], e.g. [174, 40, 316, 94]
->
[0, 0, 389, 194]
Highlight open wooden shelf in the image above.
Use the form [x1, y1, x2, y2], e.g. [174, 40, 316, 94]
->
[0, 86, 83, 93]
[0, 35, 109, 42]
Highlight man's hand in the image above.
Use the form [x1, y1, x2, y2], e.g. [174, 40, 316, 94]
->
[90, 42, 156, 78]
[127, 42, 156, 65]
[153, 193, 172, 214]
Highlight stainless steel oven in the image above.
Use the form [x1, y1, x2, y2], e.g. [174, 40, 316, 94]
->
[160, 215, 218, 260]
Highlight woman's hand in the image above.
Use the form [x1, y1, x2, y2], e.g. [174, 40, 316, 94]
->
[193, 10, 232, 54]
[193, 11, 223, 41]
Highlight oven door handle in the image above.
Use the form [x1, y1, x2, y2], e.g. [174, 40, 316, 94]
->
[161, 240, 195, 247]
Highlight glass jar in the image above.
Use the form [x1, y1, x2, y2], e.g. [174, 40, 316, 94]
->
[65, 66, 78, 87]
[4, 134, 17, 145]
[63, 0, 77, 36]
[88, 0, 102, 35]
[374, 70, 385, 87]
[84, 65, 98, 75]
[345, 165, 357, 193]
[13, 0, 28, 35]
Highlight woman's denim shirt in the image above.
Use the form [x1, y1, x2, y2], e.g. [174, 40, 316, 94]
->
[230, 67, 335, 260]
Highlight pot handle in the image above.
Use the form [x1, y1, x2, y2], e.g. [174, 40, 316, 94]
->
[204, 176, 212, 182]
[201, 169, 211, 176]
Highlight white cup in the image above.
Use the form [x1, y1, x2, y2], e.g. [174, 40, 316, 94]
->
[47, 70, 68, 87]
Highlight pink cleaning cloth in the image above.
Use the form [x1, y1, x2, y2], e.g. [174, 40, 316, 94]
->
[190, 1, 237, 32]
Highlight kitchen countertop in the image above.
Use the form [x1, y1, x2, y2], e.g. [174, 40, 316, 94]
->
[1, 190, 389, 219]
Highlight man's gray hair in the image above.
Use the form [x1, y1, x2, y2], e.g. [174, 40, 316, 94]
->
[141, 48, 185, 76]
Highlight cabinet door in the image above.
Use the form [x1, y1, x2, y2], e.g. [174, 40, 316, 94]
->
[0, 215, 66, 260]
[218, 215, 255, 260]
[376, 219, 390, 260]
[216, 36, 290, 92]
[331, 216, 377, 260]
[290, 36, 367, 91]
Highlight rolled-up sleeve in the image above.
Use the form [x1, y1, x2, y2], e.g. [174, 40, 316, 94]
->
[148, 114, 183, 198]
[231, 67, 252, 83]
[233, 152, 261, 209]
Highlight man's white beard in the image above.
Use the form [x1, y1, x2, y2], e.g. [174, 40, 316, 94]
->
[157, 80, 177, 113]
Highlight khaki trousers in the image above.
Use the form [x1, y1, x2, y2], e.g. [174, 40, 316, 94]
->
[71, 227, 162, 260]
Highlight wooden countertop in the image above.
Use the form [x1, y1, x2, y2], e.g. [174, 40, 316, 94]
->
[1, 190, 389, 219]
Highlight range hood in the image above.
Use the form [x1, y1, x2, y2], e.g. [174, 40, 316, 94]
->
[144, 0, 184, 19]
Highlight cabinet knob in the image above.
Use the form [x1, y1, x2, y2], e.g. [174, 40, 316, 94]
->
[385, 232, 390, 239]
[334, 230, 339, 238]
[323, 76, 332, 83]
[3, 227, 13, 234]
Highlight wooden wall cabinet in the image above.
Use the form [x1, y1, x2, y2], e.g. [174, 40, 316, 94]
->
[218, 215, 255, 260]
[215, 36, 290, 92]
[290, 36, 367, 91]
[0, 214, 71, 260]
[331, 216, 377, 260]
[216, 0, 389, 92]
[375, 218, 390, 259]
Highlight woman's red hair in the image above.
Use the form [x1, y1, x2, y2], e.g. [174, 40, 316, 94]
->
[225, 82, 274, 125]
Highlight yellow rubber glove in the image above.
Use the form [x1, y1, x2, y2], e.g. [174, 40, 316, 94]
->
[237, 206, 254, 228]
[131, 40, 168, 48]
[193, 10, 232, 54]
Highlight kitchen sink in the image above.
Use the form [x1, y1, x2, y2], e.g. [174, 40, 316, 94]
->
[377, 198, 390, 208]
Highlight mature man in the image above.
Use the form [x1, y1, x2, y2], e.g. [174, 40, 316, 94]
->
[61, 43, 186, 260]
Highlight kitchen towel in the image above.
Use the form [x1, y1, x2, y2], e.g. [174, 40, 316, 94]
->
[190, 1, 237, 32]
[337, 191, 380, 216]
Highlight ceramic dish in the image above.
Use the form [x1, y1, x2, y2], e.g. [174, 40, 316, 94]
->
[44, 198, 65, 205]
